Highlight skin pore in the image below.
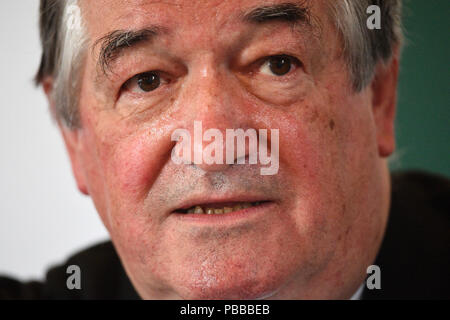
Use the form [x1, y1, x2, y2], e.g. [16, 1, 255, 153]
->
[50, 0, 398, 299]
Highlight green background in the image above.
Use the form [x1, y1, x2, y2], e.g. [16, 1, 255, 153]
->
[392, 0, 449, 177]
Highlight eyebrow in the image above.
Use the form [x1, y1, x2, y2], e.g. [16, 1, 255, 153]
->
[94, 27, 161, 74]
[94, 2, 311, 75]
[243, 2, 311, 24]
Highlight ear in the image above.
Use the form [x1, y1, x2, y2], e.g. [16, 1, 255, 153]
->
[42, 77, 89, 195]
[370, 52, 399, 158]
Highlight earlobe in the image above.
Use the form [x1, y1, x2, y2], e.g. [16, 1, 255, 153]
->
[42, 77, 58, 121]
[41, 77, 89, 196]
[370, 54, 399, 158]
[60, 126, 90, 195]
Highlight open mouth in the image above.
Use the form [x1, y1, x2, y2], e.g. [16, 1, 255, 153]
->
[173, 201, 271, 215]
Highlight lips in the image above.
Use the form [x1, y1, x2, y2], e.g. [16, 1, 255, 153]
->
[174, 201, 267, 215]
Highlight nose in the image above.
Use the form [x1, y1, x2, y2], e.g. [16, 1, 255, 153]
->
[192, 120, 232, 173]
[173, 62, 251, 173]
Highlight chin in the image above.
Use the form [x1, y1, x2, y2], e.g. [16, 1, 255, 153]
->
[163, 259, 299, 300]
[177, 278, 282, 300]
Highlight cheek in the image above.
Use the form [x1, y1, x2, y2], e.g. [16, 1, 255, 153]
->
[93, 128, 174, 282]
[79, 109, 176, 236]
[102, 119, 178, 203]
[99, 128, 171, 243]
[275, 88, 376, 237]
[112, 132, 164, 199]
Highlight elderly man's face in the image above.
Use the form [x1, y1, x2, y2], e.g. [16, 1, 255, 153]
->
[59, 0, 397, 299]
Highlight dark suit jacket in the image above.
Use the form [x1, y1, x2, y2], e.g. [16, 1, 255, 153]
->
[1, 171, 449, 299]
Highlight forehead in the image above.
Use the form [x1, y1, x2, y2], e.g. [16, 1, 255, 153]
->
[79, 0, 327, 41]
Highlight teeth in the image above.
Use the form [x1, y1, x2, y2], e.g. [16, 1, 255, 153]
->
[194, 206, 204, 214]
[184, 202, 264, 215]
[224, 207, 233, 213]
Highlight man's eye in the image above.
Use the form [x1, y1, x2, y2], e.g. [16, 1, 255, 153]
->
[123, 71, 164, 93]
[260, 55, 298, 76]
[136, 72, 161, 92]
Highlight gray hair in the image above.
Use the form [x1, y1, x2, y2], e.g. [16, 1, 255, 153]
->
[35, 0, 87, 128]
[35, 0, 402, 129]
[327, 0, 403, 91]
